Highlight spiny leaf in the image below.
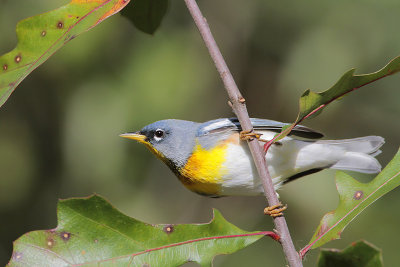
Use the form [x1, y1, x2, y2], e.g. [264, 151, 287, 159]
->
[267, 56, 400, 146]
[300, 148, 400, 258]
[0, 0, 130, 108]
[317, 240, 383, 267]
[122, 0, 168, 34]
[7, 195, 278, 266]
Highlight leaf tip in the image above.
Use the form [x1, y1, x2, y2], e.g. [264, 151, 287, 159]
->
[211, 207, 221, 216]
[301, 89, 311, 97]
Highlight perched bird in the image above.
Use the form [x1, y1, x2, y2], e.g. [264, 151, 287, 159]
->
[120, 118, 384, 197]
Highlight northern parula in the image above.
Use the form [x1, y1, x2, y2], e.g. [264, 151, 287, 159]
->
[120, 118, 384, 197]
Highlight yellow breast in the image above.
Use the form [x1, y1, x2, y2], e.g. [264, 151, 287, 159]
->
[179, 140, 229, 196]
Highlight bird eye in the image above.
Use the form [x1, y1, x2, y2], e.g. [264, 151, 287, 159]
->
[154, 129, 165, 140]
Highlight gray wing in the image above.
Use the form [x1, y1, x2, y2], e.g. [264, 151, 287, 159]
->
[198, 118, 323, 139]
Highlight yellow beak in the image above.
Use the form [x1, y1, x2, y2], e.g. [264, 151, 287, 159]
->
[120, 131, 165, 159]
[119, 132, 148, 144]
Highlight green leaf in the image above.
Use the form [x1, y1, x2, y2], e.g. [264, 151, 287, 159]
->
[7, 195, 277, 266]
[0, 0, 130, 108]
[297, 56, 400, 121]
[121, 0, 168, 34]
[269, 56, 400, 144]
[317, 240, 383, 267]
[300, 148, 400, 257]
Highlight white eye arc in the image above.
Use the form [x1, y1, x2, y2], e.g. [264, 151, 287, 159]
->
[154, 129, 165, 141]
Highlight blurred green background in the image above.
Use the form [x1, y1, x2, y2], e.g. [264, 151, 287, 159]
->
[1, 0, 400, 266]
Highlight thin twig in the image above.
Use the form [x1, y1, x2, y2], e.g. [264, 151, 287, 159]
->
[183, 1, 302, 266]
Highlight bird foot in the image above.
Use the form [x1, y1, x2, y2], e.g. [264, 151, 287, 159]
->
[239, 130, 262, 141]
[264, 203, 287, 218]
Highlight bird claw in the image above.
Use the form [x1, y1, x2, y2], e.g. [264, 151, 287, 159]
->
[264, 203, 287, 217]
[239, 130, 262, 141]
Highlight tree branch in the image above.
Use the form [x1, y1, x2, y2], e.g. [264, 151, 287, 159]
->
[183, 1, 302, 266]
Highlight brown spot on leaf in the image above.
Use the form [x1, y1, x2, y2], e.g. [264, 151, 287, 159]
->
[3, 64, 7, 71]
[163, 225, 174, 234]
[12, 251, 23, 261]
[65, 35, 76, 42]
[142, 264, 150, 267]
[353, 190, 363, 200]
[60, 231, 71, 241]
[57, 21, 64, 29]
[81, 250, 86, 255]
[15, 54, 21, 63]
[94, 239, 98, 243]
[41, 30, 46, 37]
[47, 237, 55, 248]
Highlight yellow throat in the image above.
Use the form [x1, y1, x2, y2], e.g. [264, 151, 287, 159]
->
[179, 141, 228, 196]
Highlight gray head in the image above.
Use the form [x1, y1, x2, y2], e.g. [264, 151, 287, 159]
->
[121, 119, 200, 169]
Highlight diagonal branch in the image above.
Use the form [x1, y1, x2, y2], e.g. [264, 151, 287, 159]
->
[183, 0, 302, 266]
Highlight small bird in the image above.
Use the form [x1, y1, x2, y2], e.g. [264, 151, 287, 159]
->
[120, 118, 384, 197]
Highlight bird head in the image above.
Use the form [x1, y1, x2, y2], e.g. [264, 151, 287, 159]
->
[120, 119, 199, 169]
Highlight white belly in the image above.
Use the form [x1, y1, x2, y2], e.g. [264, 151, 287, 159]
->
[219, 132, 345, 196]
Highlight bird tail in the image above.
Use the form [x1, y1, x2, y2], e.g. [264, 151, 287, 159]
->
[318, 136, 385, 173]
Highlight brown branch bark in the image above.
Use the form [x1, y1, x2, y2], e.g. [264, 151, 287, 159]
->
[183, 1, 302, 266]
